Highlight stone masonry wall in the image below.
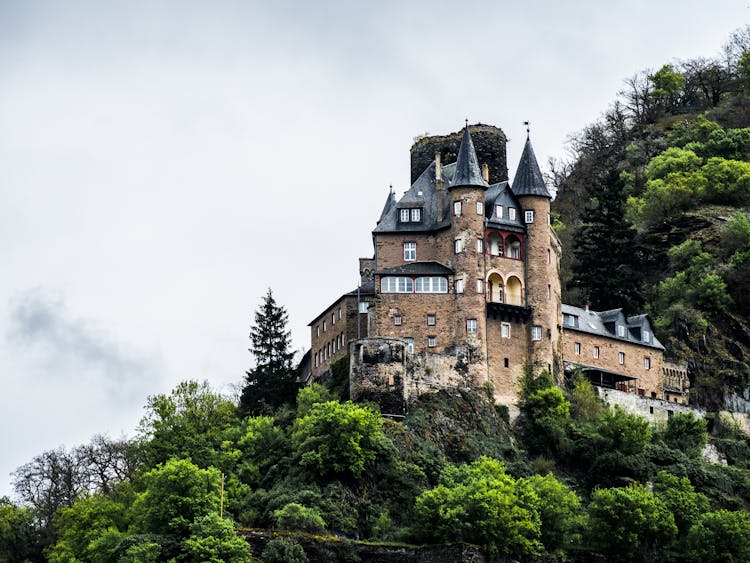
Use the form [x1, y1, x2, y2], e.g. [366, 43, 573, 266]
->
[410, 124, 508, 185]
[486, 317, 529, 406]
[595, 386, 705, 425]
[375, 230, 455, 270]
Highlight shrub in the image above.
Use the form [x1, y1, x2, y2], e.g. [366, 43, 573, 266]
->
[262, 537, 308, 563]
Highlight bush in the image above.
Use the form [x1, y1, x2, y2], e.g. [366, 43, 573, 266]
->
[262, 537, 308, 563]
[272, 502, 326, 533]
[684, 510, 750, 562]
[662, 412, 708, 456]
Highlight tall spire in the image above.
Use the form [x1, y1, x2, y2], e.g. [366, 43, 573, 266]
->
[511, 134, 551, 198]
[450, 124, 489, 189]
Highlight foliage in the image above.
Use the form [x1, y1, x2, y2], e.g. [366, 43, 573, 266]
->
[661, 412, 708, 456]
[521, 386, 571, 455]
[262, 537, 308, 563]
[327, 354, 351, 401]
[684, 509, 750, 562]
[519, 474, 582, 556]
[414, 457, 543, 558]
[181, 512, 253, 563]
[130, 458, 221, 539]
[0, 497, 41, 563]
[272, 502, 326, 533]
[292, 400, 388, 479]
[598, 406, 652, 456]
[586, 484, 678, 559]
[240, 288, 298, 416]
[567, 373, 606, 422]
[296, 383, 334, 417]
[653, 471, 710, 536]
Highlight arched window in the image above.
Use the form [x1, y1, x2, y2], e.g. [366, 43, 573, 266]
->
[487, 232, 503, 256]
[506, 236, 521, 260]
[487, 273, 504, 303]
[505, 276, 523, 305]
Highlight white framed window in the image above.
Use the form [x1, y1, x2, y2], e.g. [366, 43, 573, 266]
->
[467, 319, 477, 334]
[400, 209, 410, 222]
[476, 201, 484, 215]
[381, 276, 414, 293]
[525, 210, 534, 223]
[617, 325, 625, 337]
[477, 238, 484, 252]
[455, 279, 465, 294]
[454, 238, 463, 253]
[508, 207, 516, 221]
[574, 342, 581, 355]
[394, 315, 402, 326]
[495, 205, 503, 219]
[427, 314, 436, 326]
[618, 352, 625, 365]
[323, 320, 327, 332]
[454, 201, 462, 216]
[531, 325, 542, 341]
[332, 312, 336, 325]
[404, 337, 414, 354]
[415, 277, 448, 293]
[316, 325, 320, 337]
[428, 336, 436, 347]
[404, 242, 416, 261]
[644, 357, 651, 369]
[643, 330, 651, 343]
[411, 208, 421, 222]
[501, 322, 510, 338]
[593, 346, 599, 359]
[476, 279, 484, 293]
[358, 301, 369, 313]
[338, 307, 342, 320]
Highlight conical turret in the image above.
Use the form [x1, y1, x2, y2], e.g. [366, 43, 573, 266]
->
[450, 125, 489, 189]
[511, 136, 550, 198]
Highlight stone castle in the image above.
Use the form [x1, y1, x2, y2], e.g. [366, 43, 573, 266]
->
[305, 123, 689, 415]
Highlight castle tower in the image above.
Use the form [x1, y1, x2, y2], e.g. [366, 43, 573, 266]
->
[449, 125, 490, 374]
[511, 133, 562, 378]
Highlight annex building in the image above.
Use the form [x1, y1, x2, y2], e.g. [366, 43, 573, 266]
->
[307, 124, 688, 414]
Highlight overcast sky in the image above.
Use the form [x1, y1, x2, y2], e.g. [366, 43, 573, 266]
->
[1, 0, 746, 497]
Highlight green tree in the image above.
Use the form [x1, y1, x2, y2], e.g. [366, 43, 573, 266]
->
[181, 512, 252, 563]
[662, 412, 708, 456]
[272, 502, 326, 533]
[0, 497, 41, 563]
[292, 400, 388, 478]
[586, 484, 678, 559]
[684, 510, 750, 562]
[653, 471, 709, 536]
[240, 289, 298, 416]
[567, 373, 606, 422]
[522, 387, 571, 455]
[131, 458, 221, 540]
[649, 64, 686, 111]
[519, 474, 582, 556]
[599, 406, 652, 456]
[262, 537, 308, 563]
[414, 457, 543, 558]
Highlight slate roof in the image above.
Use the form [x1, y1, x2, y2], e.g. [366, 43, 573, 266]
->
[562, 304, 665, 350]
[450, 126, 489, 189]
[484, 181, 526, 232]
[308, 281, 376, 326]
[376, 261, 454, 276]
[511, 136, 551, 198]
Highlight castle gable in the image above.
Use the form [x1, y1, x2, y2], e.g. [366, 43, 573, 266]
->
[562, 304, 665, 350]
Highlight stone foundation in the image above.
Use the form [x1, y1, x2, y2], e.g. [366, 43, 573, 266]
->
[595, 386, 705, 425]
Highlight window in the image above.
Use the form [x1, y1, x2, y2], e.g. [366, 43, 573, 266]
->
[547, 284, 551, 300]
[564, 314, 576, 327]
[476, 201, 483, 215]
[644, 357, 651, 370]
[323, 320, 327, 332]
[316, 325, 320, 337]
[574, 342, 581, 355]
[476, 279, 483, 293]
[454, 201, 462, 216]
[547, 248, 551, 264]
[332, 312, 336, 325]
[338, 307, 342, 320]
[617, 325, 625, 337]
[643, 330, 651, 343]
[455, 279, 465, 294]
[501, 322, 510, 338]
[503, 357, 509, 368]
[428, 336, 436, 347]
[427, 314, 436, 326]
[454, 238, 463, 253]
[467, 319, 477, 334]
[508, 207, 516, 221]
[411, 208, 421, 222]
[593, 346, 599, 359]
[404, 337, 414, 354]
[394, 315, 402, 326]
[477, 238, 484, 252]
[415, 277, 448, 293]
[403, 242, 416, 261]
[400, 209, 409, 222]
[358, 301, 369, 313]
[381, 276, 414, 293]
[618, 352, 625, 365]
[495, 205, 503, 219]
[532, 325, 542, 341]
[525, 210, 534, 223]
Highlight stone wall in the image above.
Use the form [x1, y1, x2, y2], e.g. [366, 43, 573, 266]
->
[410, 124, 508, 185]
[595, 386, 705, 425]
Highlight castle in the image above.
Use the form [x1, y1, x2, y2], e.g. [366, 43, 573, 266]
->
[307, 124, 689, 415]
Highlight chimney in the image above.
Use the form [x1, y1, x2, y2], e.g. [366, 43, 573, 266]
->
[481, 163, 490, 183]
[435, 153, 442, 182]
[436, 152, 446, 220]
[584, 303, 590, 312]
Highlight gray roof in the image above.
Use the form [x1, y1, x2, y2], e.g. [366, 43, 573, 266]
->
[449, 126, 489, 189]
[376, 261, 454, 276]
[484, 181, 525, 231]
[308, 281, 376, 326]
[511, 136, 551, 198]
[376, 190, 397, 226]
[562, 304, 665, 350]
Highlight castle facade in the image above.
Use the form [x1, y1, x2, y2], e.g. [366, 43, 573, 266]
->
[308, 124, 686, 413]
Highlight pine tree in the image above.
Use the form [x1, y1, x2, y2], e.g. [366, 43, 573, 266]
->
[571, 169, 643, 313]
[239, 289, 297, 416]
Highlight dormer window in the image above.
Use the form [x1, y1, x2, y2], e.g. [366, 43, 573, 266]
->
[411, 208, 421, 222]
[495, 205, 503, 219]
[508, 207, 516, 221]
[643, 330, 651, 343]
[617, 325, 625, 337]
[399, 208, 423, 223]
[400, 209, 409, 222]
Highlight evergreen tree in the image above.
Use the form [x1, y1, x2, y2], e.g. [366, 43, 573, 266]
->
[239, 289, 297, 416]
[571, 169, 643, 313]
